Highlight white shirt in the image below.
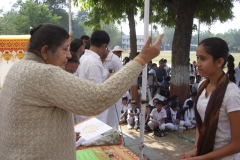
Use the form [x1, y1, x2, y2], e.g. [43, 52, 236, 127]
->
[197, 83, 240, 160]
[124, 91, 131, 101]
[75, 50, 109, 123]
[102, 51, 123, 128]
[103, 50, 123, 73]
[148, 69, 156, 85]
[127, 107, 140, 119]
[192, 82, 200, 92]
[150, 108, 167, 124]
[76, 50, 108, 84]
[184, 108, 195, 121]
[189, 63, 195, 76]
[235, 66, 240, 87]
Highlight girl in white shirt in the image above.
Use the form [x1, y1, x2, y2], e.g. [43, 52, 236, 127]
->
[181, 37, 240, 160]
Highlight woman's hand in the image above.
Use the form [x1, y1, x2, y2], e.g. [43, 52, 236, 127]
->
[76, 132, 80, 142]
[181, 148, 197, 159]
[137, 34, 164, 63]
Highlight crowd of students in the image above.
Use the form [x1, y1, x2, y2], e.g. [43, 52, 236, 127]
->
[0, 22, 239, 159]
[119, 38, 240, 159]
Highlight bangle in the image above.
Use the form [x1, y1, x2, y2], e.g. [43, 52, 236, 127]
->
[134, 56, 146, 68]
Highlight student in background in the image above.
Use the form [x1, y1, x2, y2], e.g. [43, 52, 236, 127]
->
[120, 96, 129, 123]
[181, 100, 196, 129]
[145, 100, 167, 137]
[69, 38, 84, 59]
[127, 100, 140, 130]
[165, 101, 180, 131]
[189, 76, 195, 94]
[192, 75, 201, 92]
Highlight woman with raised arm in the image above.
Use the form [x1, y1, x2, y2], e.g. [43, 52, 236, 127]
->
[0, 23, 164, 159]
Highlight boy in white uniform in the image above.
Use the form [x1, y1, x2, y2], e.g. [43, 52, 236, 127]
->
[146, 100, 167, 136]
[127, 100, 140, 129]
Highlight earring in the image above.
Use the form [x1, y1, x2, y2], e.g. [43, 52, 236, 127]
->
[43, 57, 47, 61]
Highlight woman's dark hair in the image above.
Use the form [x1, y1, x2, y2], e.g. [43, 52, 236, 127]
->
[199, 37, 229, 68]
[170, 101, 178, 109]
[68, 52, 80, 64]
[227, 54, 236, 83]
[28, 24, 69, 57]
[70, 38, 83, 53]
[90, 30, 110, 47]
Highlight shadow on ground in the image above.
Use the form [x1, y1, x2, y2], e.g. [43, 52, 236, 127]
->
[120, 123, 195, 160]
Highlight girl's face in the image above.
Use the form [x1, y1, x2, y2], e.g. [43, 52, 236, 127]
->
[45, 39, 72, 70]
[196, 45, 221, 77]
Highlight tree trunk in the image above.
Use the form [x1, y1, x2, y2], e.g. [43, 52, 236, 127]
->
[127, 8, 139, 106]
[170, 0, 199, 104]
[127, 8, 137, 60]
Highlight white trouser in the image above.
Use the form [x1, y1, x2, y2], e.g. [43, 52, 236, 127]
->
[106, 99, 121, 129]
[147, 121, 165, 130]
[183, 120, 196, 127]
[165, 123, 178, 131]
[127, 116, 138, 127]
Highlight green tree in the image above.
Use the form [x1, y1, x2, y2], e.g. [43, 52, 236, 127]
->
[102, 24, 121, 48]
[73, 0, 144, 59]
[71, 10, 89, 38]
[147, 0, 238, 102]
[1, 0, 61, 34]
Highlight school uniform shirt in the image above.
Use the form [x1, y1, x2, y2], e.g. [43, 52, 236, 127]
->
[127, 108, 140, 119]
[124, 91, 131, 101]
[148, 68, 156, 85]
[121, 104, 129, 113]
[197, 83, 240, 160]
[76, 49, 108, 83]
[189, 63, 195, 76]
[235, 66, 240, 87]
[75, 49, 109, 123]
[192, 82, 200, 92]
[150, 108, 167, 124]
[103, 51, 123, 128]
[184, 108, 195, 122]
[156, 67, 167, 83]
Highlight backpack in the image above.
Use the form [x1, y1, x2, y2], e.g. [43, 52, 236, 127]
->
[153, 128, 167, 137]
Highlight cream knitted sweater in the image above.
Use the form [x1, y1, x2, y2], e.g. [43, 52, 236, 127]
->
[0, 52, 142, 160]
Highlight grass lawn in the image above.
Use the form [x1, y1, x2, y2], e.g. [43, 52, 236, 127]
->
[122, 51, 240, 68]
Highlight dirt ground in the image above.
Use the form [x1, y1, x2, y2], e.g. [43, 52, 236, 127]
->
[120, 123, 196, 160]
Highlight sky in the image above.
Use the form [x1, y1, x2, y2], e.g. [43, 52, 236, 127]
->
[1, 0, 240, 35]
